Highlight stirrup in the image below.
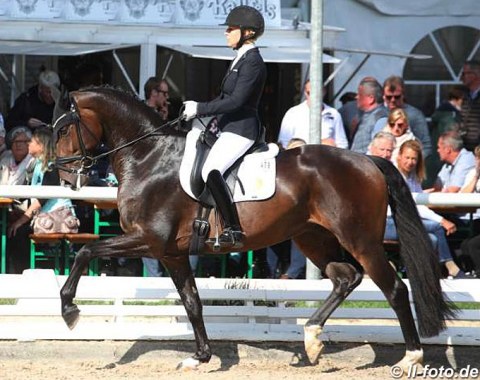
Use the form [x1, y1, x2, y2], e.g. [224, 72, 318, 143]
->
[219, 228, 244, 250]
[205, 229, 244, 251]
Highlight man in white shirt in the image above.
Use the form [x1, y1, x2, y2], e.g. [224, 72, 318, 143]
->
[278, 80, 348, 149]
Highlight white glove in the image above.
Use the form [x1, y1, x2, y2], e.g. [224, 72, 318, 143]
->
[183, 101, 198, 121]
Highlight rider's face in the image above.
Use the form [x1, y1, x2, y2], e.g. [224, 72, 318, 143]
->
[225, 26, 241, 48]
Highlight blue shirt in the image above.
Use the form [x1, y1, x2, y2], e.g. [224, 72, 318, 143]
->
[31, 159, 74, 213]
[437, 149, 475, 190]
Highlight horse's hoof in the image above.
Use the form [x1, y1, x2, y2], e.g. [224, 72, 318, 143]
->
[176, 357, 201, 371]
[62, 304, 81, 330]
[395, 349, 424, 373]
[304, 325, 324, 365]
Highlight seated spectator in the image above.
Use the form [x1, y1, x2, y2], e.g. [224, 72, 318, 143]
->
[458, 145, 480, 276]
[368, 131, 395, 161]
[6, 70, 61, 132]
[0, 126, 35, 186]
[7, 128, 77, 273]
[372, 138, 469, 278]
[428, 131, 475, 193]
[377, 108, 416, 162]
[395, 140, 468, 278]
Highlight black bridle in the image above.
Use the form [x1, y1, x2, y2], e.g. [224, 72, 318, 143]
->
[52, 100, 183, 181]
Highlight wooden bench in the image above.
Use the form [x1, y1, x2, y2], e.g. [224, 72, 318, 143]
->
[29, 233, 100, 275]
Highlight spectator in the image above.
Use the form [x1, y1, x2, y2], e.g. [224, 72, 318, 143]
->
[277, 138, 308, 279]
[278, 79, 348, 149]
[0, 126, 35, 186]
[381, 75, 432, 157]
[381, 108, 416, 162]
[425, 85, 467, 187]
[144, 76, 170, 121]
[7, 128, 77, 273]
[339, 91, 357, 105]
[459, 145, 480, 276]
[0, 119, 7, 159]
[460, 60, 480, 151]
[429, 131, 475, 193]
[338, 99, 359, 146]
[350, 77, 388, 154]
[394, 140, 468, 278]
[368, 131, 395, 161]
[6, 70, 61, 132]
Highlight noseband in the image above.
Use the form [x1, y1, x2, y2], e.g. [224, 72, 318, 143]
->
[52, 102, 98, 180]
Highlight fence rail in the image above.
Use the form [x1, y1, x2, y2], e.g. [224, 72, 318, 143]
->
[0, 270, 478, 345]
[2, 186, 480, 206]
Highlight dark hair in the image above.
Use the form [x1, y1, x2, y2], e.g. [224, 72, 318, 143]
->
[144, 76, 167, 100]
[447, 85, 467, 100]
[383, 75, 404, 92]
[339, 92, 357, 105]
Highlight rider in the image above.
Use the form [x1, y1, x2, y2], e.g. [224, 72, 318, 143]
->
[182, 6, 267, 250]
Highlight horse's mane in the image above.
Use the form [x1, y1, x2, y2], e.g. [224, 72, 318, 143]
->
[76, 85, 187, 138]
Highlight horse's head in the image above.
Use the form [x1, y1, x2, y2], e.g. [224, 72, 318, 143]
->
[53, 91, 104, 189]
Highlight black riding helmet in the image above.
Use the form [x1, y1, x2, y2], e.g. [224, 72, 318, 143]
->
[220, 6, 265, 49]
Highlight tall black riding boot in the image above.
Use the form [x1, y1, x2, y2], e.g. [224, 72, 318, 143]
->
[206, 170, 244, 249]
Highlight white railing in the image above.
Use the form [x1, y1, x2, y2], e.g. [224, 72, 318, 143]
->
[2, 186, 480, 207]
[0, 270, 478, 345]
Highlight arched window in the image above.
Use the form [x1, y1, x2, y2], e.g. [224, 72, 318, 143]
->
[403, 26, 480, 117]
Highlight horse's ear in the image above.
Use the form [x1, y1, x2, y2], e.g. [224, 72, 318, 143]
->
[69, 95, 80, 114]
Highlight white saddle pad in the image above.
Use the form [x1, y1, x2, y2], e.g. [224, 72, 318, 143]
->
[179, 123, 278, 202]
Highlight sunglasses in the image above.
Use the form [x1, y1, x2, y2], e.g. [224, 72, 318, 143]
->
[156, 88, 169, 96]
[385, 94, 402, 101]
[226, 26, 240, 33]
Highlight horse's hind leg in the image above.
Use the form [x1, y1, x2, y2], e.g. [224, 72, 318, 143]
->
[161, 254, 211, 370]
[358, 247, 423, 370]
[293, 233, 363, 365]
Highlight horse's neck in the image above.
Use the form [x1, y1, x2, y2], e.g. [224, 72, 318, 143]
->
[111, 134, 186, 179]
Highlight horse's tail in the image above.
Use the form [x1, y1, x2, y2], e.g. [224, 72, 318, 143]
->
[369, 156, 457, 337]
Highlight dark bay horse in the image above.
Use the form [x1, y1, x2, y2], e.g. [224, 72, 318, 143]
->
[53, 87, 454, 371]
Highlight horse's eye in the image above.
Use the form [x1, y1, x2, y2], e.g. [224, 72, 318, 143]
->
[58, 127, 70, 138]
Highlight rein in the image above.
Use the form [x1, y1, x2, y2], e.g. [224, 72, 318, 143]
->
[52, 103, 183, 178]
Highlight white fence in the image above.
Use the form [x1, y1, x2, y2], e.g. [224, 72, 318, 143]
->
[3, 185, 480, 206]
[0, 270, 478, 345]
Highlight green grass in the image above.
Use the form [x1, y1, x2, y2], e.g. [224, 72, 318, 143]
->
[0, 298, 478, 309]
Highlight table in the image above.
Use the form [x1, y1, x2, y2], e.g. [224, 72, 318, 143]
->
[0, 198, 13, 274]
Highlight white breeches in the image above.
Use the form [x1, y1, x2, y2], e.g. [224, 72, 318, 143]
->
[201, 132, 254, 182]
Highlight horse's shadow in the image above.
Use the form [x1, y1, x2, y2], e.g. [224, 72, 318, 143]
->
[355, 343, 471, 371]
[99, 340, 471, 373]
[96, 340, 397, 373]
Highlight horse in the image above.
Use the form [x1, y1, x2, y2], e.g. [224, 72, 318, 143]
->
[53, 86, 455, 371]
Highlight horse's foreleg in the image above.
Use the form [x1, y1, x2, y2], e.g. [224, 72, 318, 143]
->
[304, 261, 363, 365]
[60, 234, 150, 329]
[162, 255, 211, 370]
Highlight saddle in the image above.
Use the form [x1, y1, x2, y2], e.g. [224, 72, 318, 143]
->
[187, 119, 269, 254]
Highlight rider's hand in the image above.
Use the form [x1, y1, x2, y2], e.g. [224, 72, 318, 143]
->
[182, 101, 198, 121]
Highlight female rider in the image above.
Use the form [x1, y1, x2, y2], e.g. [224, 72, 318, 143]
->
[182, 6, 267, 249]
